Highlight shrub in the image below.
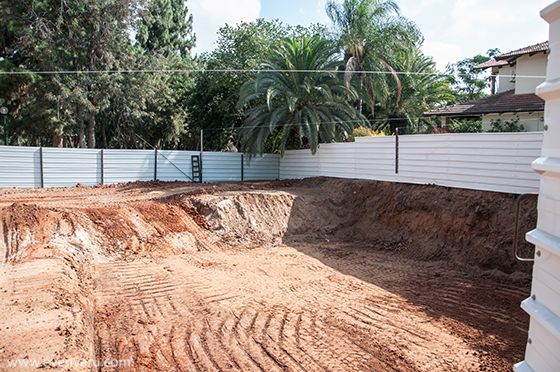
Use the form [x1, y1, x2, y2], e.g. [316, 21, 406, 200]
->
[488, 117, 525, 132]
[348, 126, 385, 141]
[449, 119, 482, 133]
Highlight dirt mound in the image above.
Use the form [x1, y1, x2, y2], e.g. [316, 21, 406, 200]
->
[189, 191, 296, 246]
[291, 178, 536, 276]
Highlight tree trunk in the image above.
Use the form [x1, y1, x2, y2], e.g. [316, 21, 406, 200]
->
[52, 134, 63, 147]
[101, 120, 107, 149]
[88, 112, 96, 148]
[77, 104, 86, 148]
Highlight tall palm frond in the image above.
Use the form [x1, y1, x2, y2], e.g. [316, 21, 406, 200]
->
[326, 0, 421, 117]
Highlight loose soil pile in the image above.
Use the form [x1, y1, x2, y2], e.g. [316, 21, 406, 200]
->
[0, 178, 536, 371]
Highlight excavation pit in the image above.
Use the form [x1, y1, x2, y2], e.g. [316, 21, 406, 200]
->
[0, 178, 536, 371]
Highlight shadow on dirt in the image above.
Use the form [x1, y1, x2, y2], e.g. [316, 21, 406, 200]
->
[280, 177, 536, 371]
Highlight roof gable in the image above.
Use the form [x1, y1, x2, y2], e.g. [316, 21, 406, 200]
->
[495, 41, 549, 63]
[474, 41, 548, 69]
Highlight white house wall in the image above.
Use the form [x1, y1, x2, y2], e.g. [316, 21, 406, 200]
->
[482, 112, 545, 132]
[498, 64, 517, 93]
[514, 1, 560, 372]
[515, 53, 548, 95]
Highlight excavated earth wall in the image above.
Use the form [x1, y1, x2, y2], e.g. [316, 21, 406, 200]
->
[0, 178, 536, 371]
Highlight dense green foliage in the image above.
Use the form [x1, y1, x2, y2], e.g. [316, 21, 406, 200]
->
[237, 36, 365, 156]
[183, 19, 327, 151]
[0, 0, 194, 148]
[445, 48, 500, 103]
[0, 0, 513, 153]
[449, 119, 483, 133]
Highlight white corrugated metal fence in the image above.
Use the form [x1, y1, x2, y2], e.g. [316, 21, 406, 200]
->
[0, 147, 280, 188]
[280, 132, 543, 194]
[0, 132, 543, 193]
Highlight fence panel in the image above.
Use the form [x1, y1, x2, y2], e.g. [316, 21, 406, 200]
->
[280, 151, 321, 179]
[202, 152, 243, 183]
[42, 148, 101, 187]
[244, 154, 280, 180]
[157, 150, 198, 182]
[104, 149, 156, 184]
[353, 136, 397, 180]
[397, 133, 542, 193]
[315, 142, 356, 179]
[0, 132, 544, 193]
[0, 146, 41, 188]
[279, 132, 543, 194]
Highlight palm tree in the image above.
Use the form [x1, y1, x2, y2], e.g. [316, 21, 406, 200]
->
[326, 0, 420, 118]
[376, 49, 455, 133]
[237, 36, 366, 157]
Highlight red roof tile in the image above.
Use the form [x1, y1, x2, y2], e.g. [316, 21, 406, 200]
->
[495, 41, 549, 63]
[473, 59, 509, 70]
[423, 90, 544, 117]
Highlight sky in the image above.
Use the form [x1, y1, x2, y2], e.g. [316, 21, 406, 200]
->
[188, 0, 552, 71]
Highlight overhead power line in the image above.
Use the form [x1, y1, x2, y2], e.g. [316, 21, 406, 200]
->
[198, 115, 543, 132]
[0, 68, 547, 79]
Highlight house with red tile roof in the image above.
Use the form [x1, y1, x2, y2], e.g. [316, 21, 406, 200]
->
[424, 42, 548, 132]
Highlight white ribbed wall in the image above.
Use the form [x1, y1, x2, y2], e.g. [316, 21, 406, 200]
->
[280, 132, 543, 194]
[514, 2, 560, 372]
[0, 147, 280, 188]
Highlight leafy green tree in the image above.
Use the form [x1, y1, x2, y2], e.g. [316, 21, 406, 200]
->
[136, 0, 195, 59]
[446, 49, 500, 103]
[1, 0, 197, 149]
[0, 2, 51, 145]
[101, 0, 196, 150]
[237, 36, 365, 156]
[2, 0, 142, 148]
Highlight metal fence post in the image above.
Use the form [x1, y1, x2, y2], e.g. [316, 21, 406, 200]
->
[154, 149, 158, 181]
[101, 149, 104, 185]
[241, 154, 244, 181]
[40, 146, 44, 188]
[395, 128, 399, 174]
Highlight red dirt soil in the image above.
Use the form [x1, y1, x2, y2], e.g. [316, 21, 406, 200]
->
[0, 178, 536, 371]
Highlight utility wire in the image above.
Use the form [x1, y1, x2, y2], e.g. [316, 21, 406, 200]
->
[0, 68, 546, 79]
[198, 116, 543, 132]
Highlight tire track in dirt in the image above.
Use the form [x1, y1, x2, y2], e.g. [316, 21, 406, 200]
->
[92, 247, 484, 372]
